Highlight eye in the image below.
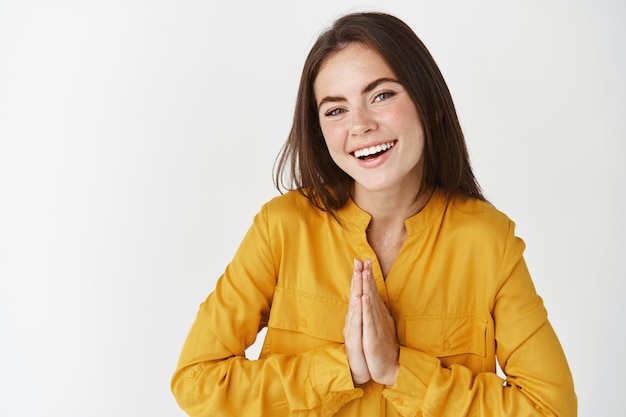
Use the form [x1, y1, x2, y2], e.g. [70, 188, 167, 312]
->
[373, 91, 395, 102]
[324, 107, 345, 117]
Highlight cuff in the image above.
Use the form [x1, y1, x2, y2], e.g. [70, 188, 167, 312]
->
[310, 344, 363, 413]
[382, 346, 438, 416]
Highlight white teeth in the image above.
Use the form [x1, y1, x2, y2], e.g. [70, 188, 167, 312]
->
[354, 141, 395, 158]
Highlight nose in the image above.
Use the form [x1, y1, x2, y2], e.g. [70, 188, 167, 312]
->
[349, 107, 377, 136]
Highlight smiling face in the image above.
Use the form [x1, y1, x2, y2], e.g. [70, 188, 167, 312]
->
[313, 42, 425, 199]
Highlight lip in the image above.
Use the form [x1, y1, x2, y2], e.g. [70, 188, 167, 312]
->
[351, 140, 396, 168]
[349, 140, 397, 156]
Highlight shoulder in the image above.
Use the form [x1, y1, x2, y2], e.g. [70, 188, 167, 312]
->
[444, 193, 519, 248]
[260, 190, 326, 226]
[437, 194, 528, 279]
[263, 190, 317, 214]
[448, 194, 510, 225]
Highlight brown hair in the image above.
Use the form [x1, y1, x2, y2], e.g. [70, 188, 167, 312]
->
[274, 11, 485, 216]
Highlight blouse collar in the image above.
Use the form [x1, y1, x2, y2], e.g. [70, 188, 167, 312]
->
[336, 188, 448, 236]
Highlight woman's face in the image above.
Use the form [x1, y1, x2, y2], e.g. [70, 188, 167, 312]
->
[313, 42, 425, 197]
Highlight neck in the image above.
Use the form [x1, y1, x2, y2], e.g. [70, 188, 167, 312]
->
[353, 183, 432, 230]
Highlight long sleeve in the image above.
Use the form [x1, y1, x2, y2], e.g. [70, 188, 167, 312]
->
[172, 190, 577, 417]
[171, 204, 362, 417]
[381, 219, 577, 416]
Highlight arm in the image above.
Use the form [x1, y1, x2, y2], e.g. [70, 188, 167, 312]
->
[386, 223, 576, 416]
[171, 205, 362, 417]
[352, 224, 576, 416]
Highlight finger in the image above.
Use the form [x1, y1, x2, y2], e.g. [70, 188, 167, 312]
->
[343, 295, 371, 384]
[363, 258, 372, 270]
[350, 258, 364, 298]
[344, 294, 363, 333]
[362, 258, 372, 277]
[362, 288, 394, 342]
[361, 293, 373, 329]
[362, 294, 380, 349]
[361, 293, 400, 385]
[354, 257, 364, 272]
[360, 264, 380, 331]
[361, 260, 376, 298]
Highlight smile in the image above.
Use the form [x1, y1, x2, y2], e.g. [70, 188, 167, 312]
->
[352, 141, 396, 160]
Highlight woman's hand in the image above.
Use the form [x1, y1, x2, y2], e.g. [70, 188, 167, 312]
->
[360, 259, 400, 386]
[343, 258, 400, 386]
[343, 258, 371, 384]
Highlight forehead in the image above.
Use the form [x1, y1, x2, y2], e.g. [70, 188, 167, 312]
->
[314, 43, 396, 97]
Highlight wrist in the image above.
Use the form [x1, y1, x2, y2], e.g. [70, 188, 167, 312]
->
[379, 363, 400, 386]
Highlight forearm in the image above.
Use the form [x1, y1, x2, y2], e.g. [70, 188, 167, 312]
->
[172, 320, 362, 417]
[384, 322, 576, 417]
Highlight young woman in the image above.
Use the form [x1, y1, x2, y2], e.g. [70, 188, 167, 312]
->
[171, 12, 576, 416]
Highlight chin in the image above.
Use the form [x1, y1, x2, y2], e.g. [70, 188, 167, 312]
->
[355, 180, 396, 193]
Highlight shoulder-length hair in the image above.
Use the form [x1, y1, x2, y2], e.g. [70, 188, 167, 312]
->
[274, 11, 485, 216]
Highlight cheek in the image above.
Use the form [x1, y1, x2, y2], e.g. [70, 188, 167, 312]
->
[320, 124, 345, 152]
[388, 105, 423, 134]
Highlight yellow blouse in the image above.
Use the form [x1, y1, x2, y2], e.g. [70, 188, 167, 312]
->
[171, 189, 576, 416]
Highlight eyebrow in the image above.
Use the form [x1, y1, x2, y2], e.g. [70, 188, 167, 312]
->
[317, 77, 401, 109]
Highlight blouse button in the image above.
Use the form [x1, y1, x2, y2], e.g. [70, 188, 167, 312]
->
[443, 340, 451, 351]
[395, 398, 404, 406]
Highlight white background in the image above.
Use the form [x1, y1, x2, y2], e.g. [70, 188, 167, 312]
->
[1, 0, 624, 416]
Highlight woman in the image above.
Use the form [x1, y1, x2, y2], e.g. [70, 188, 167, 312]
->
[171, 12, 576, 416]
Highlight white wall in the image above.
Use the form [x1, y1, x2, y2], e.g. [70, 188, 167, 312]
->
[0, 0, 623, 415]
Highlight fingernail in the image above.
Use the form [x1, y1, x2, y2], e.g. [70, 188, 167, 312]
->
[354, 258, 359, 269]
